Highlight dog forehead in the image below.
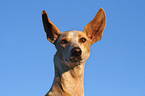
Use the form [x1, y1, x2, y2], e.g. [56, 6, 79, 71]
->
[62, 30, 86, 38]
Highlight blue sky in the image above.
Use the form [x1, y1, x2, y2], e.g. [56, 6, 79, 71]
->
[0, 0, 145, 96]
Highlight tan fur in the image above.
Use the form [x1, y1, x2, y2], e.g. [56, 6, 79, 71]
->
[84, 8, 106, 44]
[42, 8, 106, 96]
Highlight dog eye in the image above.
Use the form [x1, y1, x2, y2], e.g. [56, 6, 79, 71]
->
[61, 39, 68, 44]
[80, 38, 86, 43]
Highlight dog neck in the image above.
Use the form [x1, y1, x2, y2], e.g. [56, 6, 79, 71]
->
[46, 52, 85, 96]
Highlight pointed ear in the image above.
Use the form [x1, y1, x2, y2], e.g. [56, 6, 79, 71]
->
[84, 8, 106, 44]
[42, 10, 62, 44]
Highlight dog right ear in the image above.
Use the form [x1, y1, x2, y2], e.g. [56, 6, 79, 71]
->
[84, 8, 106, 44]
[42, 10, 62, 44]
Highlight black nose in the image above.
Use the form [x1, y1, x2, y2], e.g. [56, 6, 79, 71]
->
[71, 47, 82, 56]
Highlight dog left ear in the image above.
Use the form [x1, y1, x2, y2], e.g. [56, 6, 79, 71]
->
[84, 8, 106, 44]
[42, 10, 62, 44]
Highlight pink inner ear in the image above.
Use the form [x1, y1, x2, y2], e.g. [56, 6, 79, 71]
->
[84, 8, 106, 44]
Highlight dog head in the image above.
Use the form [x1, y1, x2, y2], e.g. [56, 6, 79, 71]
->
[42, 8, 106, 68]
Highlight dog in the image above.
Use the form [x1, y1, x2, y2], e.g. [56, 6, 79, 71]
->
[42, 8, 106, 96]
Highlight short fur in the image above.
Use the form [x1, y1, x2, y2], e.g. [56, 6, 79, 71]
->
[42, 8, 106, 96]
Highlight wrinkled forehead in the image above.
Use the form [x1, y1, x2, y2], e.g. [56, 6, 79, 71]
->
[60, 30, 87, 39]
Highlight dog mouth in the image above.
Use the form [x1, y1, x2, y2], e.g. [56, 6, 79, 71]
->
[70, 58, 82, 62]
[65, 57, 82, 63]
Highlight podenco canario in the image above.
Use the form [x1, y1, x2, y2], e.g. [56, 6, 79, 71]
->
[42, 8, 106, 96]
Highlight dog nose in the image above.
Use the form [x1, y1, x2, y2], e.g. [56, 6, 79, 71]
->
[71, 47, 82, 56]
